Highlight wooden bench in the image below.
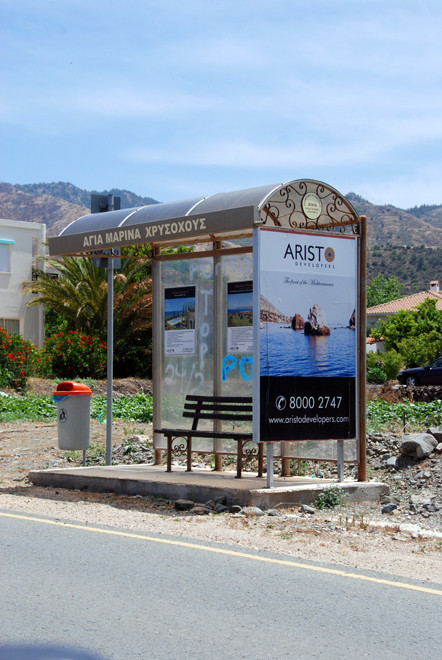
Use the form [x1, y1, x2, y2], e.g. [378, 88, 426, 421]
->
[155, 395, 263, 479]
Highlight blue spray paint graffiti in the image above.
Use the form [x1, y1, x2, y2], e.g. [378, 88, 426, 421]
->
[222, 355, 253, 381]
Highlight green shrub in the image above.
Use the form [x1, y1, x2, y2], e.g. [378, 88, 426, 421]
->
[380, 350, 404, 380]
[366, 350, 403, 382]
[40, 330, 107, 379]
[367, 366, 387, 384]
[314, 486, 345, 509]
[114, 332, 152, 378]
[0, 327, 39, 390]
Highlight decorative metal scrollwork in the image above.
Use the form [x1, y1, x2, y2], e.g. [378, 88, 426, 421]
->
[260, 180, 360, 235]
[242, 440, 259, 460]
[171, 436, 187, 456]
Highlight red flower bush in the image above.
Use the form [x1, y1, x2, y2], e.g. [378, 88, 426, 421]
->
[0, 327, 39, 390]
[40, 330, 107, 379]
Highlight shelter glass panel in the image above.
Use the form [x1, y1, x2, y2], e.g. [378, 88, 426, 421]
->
[159, 256, 215, 450]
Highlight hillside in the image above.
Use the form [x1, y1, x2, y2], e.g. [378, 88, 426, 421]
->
[0, 182, 159, 236]
[367, 245, 441, 296]
[346, 193, 442, 248]
[0, 182, 440, 293]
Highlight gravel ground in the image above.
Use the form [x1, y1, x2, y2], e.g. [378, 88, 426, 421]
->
[0, 413, 441, 585]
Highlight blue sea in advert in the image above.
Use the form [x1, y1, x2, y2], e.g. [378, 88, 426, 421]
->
[260, 323, 356, 377]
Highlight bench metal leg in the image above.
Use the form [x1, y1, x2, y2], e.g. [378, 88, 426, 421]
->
[258, 443, 264, 478]
[236, 440, 242, 479]
[186, 436, 192, 472]
[166, 436, 172, 472]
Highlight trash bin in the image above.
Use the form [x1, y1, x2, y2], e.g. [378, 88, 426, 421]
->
[53, 381, 92, 450]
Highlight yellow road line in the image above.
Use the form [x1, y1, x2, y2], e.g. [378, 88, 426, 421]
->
[1, 511, 441, 596]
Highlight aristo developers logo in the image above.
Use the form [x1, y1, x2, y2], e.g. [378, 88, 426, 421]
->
[283, 242, 336, 269]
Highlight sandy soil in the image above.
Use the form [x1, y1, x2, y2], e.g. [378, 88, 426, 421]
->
[0, 411, 441, 586]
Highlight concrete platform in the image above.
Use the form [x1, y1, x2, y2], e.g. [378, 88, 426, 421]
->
[28, 464, 389, 508]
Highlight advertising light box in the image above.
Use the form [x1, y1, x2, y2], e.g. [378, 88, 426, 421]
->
[257, 227, 357, 442]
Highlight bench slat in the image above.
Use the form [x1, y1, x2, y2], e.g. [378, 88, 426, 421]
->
[185, 395, 251, 403]
[183, 412, 252, 422]
[156, 428, 252, 440]
[184, 404, 252, 414]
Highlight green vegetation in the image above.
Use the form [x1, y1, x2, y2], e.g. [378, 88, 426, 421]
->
[367, 399, 441, 433]
[0, 392, 153, 423]
[367, 245, 442, 296]
[366, 274, 402, 308]
[314, 486, 345, 509]
[0, 327, 40, 390]
[1, 390, 438, 438]
[22, 253, 153, 379]
[370, 298, 442, 367]
[40, 331, 107, 379]
[366, 350, 404, 383]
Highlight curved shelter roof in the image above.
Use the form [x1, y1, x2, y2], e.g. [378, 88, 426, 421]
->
[48, 179, 361, 256]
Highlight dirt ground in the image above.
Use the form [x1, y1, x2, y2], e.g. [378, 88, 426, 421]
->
[0, 379, 441, 586]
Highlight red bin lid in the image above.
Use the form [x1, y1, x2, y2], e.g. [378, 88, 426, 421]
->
[53, 381, 92, 396]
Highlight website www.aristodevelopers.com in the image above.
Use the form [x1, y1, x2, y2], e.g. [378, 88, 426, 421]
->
[268, 414, 350, 425]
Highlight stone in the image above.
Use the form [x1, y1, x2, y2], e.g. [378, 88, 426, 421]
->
[386, 457, 399, 469]
[174, 498, 194, 511]
[423, 503, 439, 512]
[214, 504, 229, 514]
[381, 495, 400, 505]
[399, 433, 437, 459]
[427, 427, 442, 442]
[191, 506, 211, 515]
[242, 506, 265, 517]
[229, 505, 242, 514]
[299, 505, 316, 514]
[382, 503, 398, 514]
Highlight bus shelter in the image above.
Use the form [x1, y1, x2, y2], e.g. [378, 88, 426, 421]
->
[48, 179, 367, 482]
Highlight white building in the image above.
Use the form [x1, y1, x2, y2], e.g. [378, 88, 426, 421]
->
[0, 218, 46, 347]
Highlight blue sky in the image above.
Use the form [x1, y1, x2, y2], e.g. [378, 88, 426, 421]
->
[2, 0, 442, 208]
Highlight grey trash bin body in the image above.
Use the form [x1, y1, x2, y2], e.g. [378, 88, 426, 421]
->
[53, 381, 92, 450]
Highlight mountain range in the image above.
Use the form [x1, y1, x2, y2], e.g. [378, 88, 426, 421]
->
[0, 181, 440, 294]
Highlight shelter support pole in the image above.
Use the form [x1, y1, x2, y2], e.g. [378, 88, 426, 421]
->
[105, 257, 114, 466]
[266, 443, 274, 488]
[152, 248, 163, 465]
[280, 442, 291, 476]
[357, 216, 367, 481]
[213, 241, 223, 471]
[337, 440, 344, 481]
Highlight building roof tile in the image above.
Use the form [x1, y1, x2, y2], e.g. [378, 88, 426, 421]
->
[367, 290, 442, 315]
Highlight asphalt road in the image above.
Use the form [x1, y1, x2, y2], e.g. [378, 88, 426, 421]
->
[1, 510, 441, 660]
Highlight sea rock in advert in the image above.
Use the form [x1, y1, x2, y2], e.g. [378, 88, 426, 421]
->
[349, 309, 355, 329]
[291, 314, 304, 330]
[304, 304, 330, 336]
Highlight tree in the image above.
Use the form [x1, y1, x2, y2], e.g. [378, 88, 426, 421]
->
[367, 275, 402, 308]
[23, 255, 152, 360]
[371, 298, 442, 367]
